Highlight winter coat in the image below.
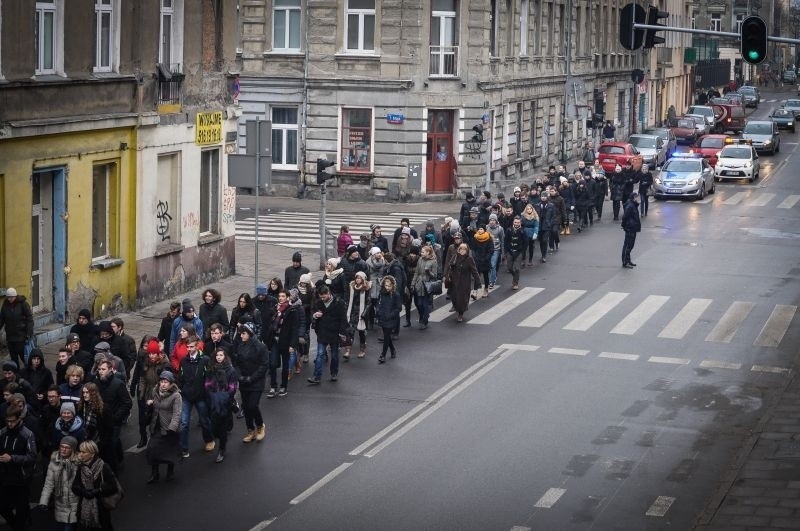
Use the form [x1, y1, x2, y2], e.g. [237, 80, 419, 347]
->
[284, 264, 310, 290]
[345, 281, 372, 331]
[623, 168, 639, 197]
[337, 233, 354, 257]
[234, 337, 269, 392]
[52, 415, 87, 450]
[486, 224, 504, 253]
[537, 201, 556, 232]
[385, 259, 407, 298]
[205, 361, 237, 438]
[317, 268, 346, 299]
[22, 351, 54, 405]
[149, 383, 182, 436]
[375, 277, 401, 330]
[229, 306, 263, 343]
[621, 200, 642, 233]
[340, 256, 368, 284]
[0, 422, 37, 485]
[71, 457, 116, 530]
[575, 184, 593, 208]
[504, 226, 529, 257]
[550, 192, 566, 227]
[459, 197, 477, 227]
[157, 314, 175, 344]
[446, 254, 481, 314]
[0, 295, 33, 342]
[269, 301, 302, 352]
[365, 255, 387, 299]
[411, 255, 438, 296]
[610, 171, 626, 201]
[199, 301, 229, 336]
[169, 314, 204, 354]
[130, 353, 169, 400]
[520, 212, 539, 240]
[510, 196, 528, 216]
[311, 296, 349, 345]
[638, 172, 653, 193]
[371, 235, 390, 253]
[470, 236, 494, 273]
[170, 337, 205, 373]
[39, 451, 79, 524]
[70, 321, 99, 353]
[178, 353, 210, 403]
[95, 374, 132, 427]
[595, 175, 609, 201]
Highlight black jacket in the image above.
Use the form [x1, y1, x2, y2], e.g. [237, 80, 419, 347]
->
[459, 198, 477, 227]
[0, 423, 37, 486]
[234, 338, 269, 392]
[621, 200, 642, 233]
[269, 302, 302, 352]
[199, 302, 229, 336]
[537, 201, 556, 232]
[157, 315, 175, 344]
[504, 227, 529, 257]
[311, 296, 348, 345]
[340, 256, 368, 285]
[179, 353, 210, 403]
[0, 296, 33, 342]
[95, 375, 132, 426]
[376, 290, 401, 330]
[284, 265, 310, 290]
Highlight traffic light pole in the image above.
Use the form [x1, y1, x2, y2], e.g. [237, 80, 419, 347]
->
[319, 182, 327, 271]
[632, 24, 800, 45]
[254, 117, 262, 293]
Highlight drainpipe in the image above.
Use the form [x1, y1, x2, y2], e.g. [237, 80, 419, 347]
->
[560, 0, 573, 163]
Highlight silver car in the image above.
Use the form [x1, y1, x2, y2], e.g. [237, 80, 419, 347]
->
[742, 120, 780, 155]
[686, 114, 711, 136]
[628, 134, 667, 169]
[643, 127, 677, 158]
[653, 154, 716, 201]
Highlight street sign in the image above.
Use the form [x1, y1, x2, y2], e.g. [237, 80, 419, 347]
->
[245, 120, 272, 157]
[228, 154, 271, 187]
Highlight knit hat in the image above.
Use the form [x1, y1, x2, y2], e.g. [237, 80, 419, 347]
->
[453, 231, 463, 239]
[159, 370, 176, 383]
[327, 257, 340, 268]
[489, 213, 498, 222]
[370, 224, 380, 231]
[292, 251, 302, 263]
[513, 186, 521, 193]
[289, 288, 300, 301]
[78, 309, 92, 320]
[98, 321, 113, 335]
[146, 339, 161, 355]
[299, 273, 312, 284]
[256, 284, 268, 295]
[346, 244, 359, 255]
[426, 220, 435, 228]
[355, 271, 367, 280]
[444, 216, 453, 225]
[411, 238, 423, 247]
[470, 206, 480, 213]
[370, 246, 382, 256]
[239, 322, 256, 337]
[182, 298, 194, 313]
[2, 360, 18, 373]
[60, 402, 76, 415]
[66, 333, 81, 345]
[5, 288, 16, 297]
[93, 341, 111, 353]
[401, 227, 412, 236]
[59, 436, 78, 451]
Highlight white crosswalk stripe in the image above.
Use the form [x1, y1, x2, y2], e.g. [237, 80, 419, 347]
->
[705, 301, 755, 343]
[658, 298, 712, 339]
[518, 289, 586, 328]
[235, 211, 439, 249]
[688, 191, 800, 209]
[563, 291, 629, 331]
[722, 191, 749, 205]
[754, 305, 797, 347]
[469, 287, 543, 325]
[610, 295, 670, 335]
[777, 195, 800, 209]
[746, 193, 775, 207]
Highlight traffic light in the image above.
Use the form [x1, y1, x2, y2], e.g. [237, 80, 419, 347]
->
[740, 16, 767, 65]
[631, 69, 645, 84]
[619, 3, 645, 51]
[643, 6, 669, 49]
[316, 158, 335, 185]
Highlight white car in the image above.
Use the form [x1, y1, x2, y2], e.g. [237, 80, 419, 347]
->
[685, 114, 711, 136]
[714, 144, 760, 183]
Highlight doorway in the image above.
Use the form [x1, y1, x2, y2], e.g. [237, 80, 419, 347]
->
[31, 169, 67, 320]
[426, 110, 454, 193]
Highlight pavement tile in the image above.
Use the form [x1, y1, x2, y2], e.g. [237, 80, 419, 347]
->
[742, 461, 780, 472]
[719, 505, 755, 516]
[740, 497, 780, 507]
[739, 469, 784, 479]
[743, 479, 790, 488]
[778, 499, 800, 508]
[769, 517, 800, 528]
[755, 506, 794, 517]
[776, 425, 800, 433]
[729, 487, 765, 497]
[759, 432, 794, 441]
[787, 481, 800, 489]
[762, 488, 800, 498]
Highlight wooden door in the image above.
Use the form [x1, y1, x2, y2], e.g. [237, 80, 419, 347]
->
[426, 110, 454, 192]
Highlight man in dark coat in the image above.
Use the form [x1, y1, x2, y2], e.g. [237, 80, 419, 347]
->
[109, 317, 137, 377]
[609, 164, 626, 221]
[458, 193, 477, 228]
[284, 252, 310, 290]
[69, 308, 99, 353]
[266, 290, 301, 397]
[177, 338, 213, 456]
[504, 217, 529, 290]
[535, 193, 556, 263]
[370, 225, 390, 253]
[340, 245, 368, 285]
[0, 288, 33, 367]
[621, 192, 642, 268]
[307, 286, 348, 385]
[93, 359, 132, 471]
[0, 405, 37, 531]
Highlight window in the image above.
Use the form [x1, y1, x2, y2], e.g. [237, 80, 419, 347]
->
[557, 3, 565, 56]
[709, 13, 721, 32]
[690, 11, 696, 30]
[734, 13, 745, 34]
[199, 149, 220, 235]
[515, 102, 523, 159]
[92, 163, 118, 260]
[273, 0, 301, 51]
[156, 153, 180, 243]
[35, 1, 60, 74]
[94, 0, 115, 72]
[345, 0, 375, 53]
[529, 101, 537, 154]
[489, 0, 498, 57]
[159, 0, 183, 69]
[519, 0, 528, 55]
[430, 0, 458, 76]
[617, 90, 626, 125]
[271, 107, 299, 170]
[340, 108, 372, 173]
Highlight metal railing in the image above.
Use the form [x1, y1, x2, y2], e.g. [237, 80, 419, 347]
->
[429, 45, 459, 77]
[156, 63, 184, 107]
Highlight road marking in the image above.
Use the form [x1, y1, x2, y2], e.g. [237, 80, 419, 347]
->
[722, 191, 749, 205]
[754, 304, 797, 347]
[499, 344, 541, 352]
[610, 295, 670, 335]
[534, 487, 567, 508]
[599, 351, 640, 361]
[350, 347, 508, 456]
[658, 298, 712, 339]
[248, 518, 278, 530]
[705, 301, 755, 343]
[699, 360, 742, 370]
[363, 348, 515, 458]
[648, 356, 691, 365]
[548, 347, 589, 356]
[510, 527, 531, 531]
[646, 496, 676, 517]
[751, 365, 791, 374]
[563, 291, 629, 331]
[746, 193, 775, 207]
[290, 462, 353, 505]
[518, 289, 586, 327]
[470, 287, 544, 325]
[125, 444, 147, 454]
[424, 292, 463, 322]
[777, 195, 800, 209]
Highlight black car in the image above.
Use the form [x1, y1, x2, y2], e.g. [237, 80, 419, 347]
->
[771, 108, 796, 132]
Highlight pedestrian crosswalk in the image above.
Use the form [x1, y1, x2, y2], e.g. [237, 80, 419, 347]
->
[235, 211, 441, 249]
[691, 192, 800, 208]
[435, 286, 796, 348]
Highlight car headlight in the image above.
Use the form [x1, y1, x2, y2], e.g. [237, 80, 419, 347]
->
[790, 122, 794, 126]
[764, 140, 772, 145]
[688, 178, 699, 185]
[655, 177, 662, 185]
[744, 161, 752, 168]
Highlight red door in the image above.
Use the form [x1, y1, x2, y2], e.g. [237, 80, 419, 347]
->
[426, 110, 454, 192]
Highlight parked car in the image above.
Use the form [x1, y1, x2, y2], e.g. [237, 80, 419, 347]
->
[653, 153, 716, 200]
[783, 70, 797, 84]
[715, 141, 760, 183]
[781, 99, 800, 117]
[597, 142, 643, 173]
[741, 120, 780, 155]
[686, 105, 716, 130]
[770, 108, 796, 132]
[710, 102, 746, 133]
[627, 134, 667, 169]
[685, 114, 711, 136]
[673, 118, 699, 145]
[738, 86, 760, 108]
[689, 134, 730, 167]
[643, 127, 678, 159]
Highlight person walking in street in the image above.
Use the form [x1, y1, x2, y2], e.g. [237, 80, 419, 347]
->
[296, 273, 314, 365]
[170, 323, 203, 373]
[71, 440, 119, 531]
[621, 192, 642, 268]
[336, 226, 354, 257]
[129, 337, 168, 449]
[485, 214, 504, 290]
[234, 323, 269, 442]
[157, 302, 181, 346]
[504, 217, 529, 290]
[343, 272, 372, 359]
[411, 245, 438, 329]
[92, 361, 130, 472]
[400, 244, 419, 329]
[317, 258, 346, 300]
[383, 253, 406, 340]
[308, 286, 348, 385]
[469, 226, 494, 298]
[0, 288, 34, 368]
[520, 204, 539, 267]
[536, 193, 556, 263]
[610, 164, 626, 221]
[145, 371, 181, 484]
[638, 167, 653, 217]
[229, 293, 262, 344]
[199, 288, 229, 340]
[70, 309, 99, 355]
[574, 177, 593, 231]
[594, 169, 608, 221]
[76, 383, 106, 450]
[177, 338, 213, 457]
[370, 225, 389, 253]
[22, 349, 53, 411]
[365, 247, 387, 330]
[37, 435, 80, 531]
[376, 276, 401, 362]
[0, 405, 37, 531]
[445, 243, 481, 322]
[204, 348, 237, 463]
[284, 252, 309, 290]
[169, 299, 204, 354]
[267, 290, 301, 397]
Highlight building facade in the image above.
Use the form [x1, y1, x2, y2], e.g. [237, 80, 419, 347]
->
[236, 0, 692, 200]
[0, 0, 240, 328]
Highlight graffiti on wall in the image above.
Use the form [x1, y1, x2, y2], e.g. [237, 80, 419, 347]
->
[156, 200, 172, 241]
[182, 212, 199, 230]
[222, 187, 236, 224]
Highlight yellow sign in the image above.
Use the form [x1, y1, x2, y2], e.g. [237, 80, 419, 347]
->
[196, 111, 223, 145]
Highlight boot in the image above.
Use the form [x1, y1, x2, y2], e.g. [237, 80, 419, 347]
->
[166, 464, 174, 482]
[390, 348, 396, 359]
[559, 227, 566, 235]
[146, 465, 159, 484]
[358, 344, 366, 358]
[565, 225, 571, 235]
[378, 354, 386, 364]
[242, 429, 256, 443]
[137, 434, 148, 449]
[482, 288, 489, 298]
[255, 424, 267, 442]
[343, 346, 351, 360]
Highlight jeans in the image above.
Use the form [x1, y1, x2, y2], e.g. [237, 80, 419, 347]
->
[640, 191, 649, 215]
[489, 249, 501, 285]
[313, 341, 340, 380]
[414, 294, 432, 324]
[506, 253, 522, 284]
[240, 389, 263, 431]
[622, 231, 637, 265]
[380, 327, 395, 357]
[269, 343, 290, 389]
[180, 398, 213, 450]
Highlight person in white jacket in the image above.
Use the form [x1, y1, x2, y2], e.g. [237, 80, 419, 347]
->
[37, 435, 80, 529]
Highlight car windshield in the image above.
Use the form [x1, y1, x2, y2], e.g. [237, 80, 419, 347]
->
[629, 136, 656, 148]
[643, 129, 667, 140]
[699, 137, 724, 148]
[689, 107, 712, 116]
[739, 87, 756, 94]
[677, 119, 694, 128]
[786, 100, 800, 107]
[744, 123, 772, 134]
[663, 160, 701, 172]
[721, 147, 751, 159]
[772, 110, 792, 117]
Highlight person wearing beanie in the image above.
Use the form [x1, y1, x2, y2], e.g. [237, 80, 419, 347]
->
[316, 257, 346, 300]
[365, 247, 386, 332]
[199, 288, 229, 340]
[1, 361, 36, 406]
[204, 348, 238, 463]
[392, 219, 418, 255]
[22, 348, 53, 409]
[129, 335, 169, 448]
[370, 224, 389, 253]
[53, 400, 86, 450]
[145, 369, 182, 483]
[38, 433, 80, 527]
[69, 308, 99, 353]
[341, 243, 368, 285]
[234, 320, 269, 442]
[64, 333, 93, 379]
[169, 298, 203, 354]
[0, 287, 34, 367]
[459, 192, 477, 228]
[285, 251, 310, 290]
[343, 270, 372, 359]
[485, 214, 504, 289]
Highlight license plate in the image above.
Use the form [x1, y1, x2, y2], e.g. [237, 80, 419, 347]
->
[667, 189, 682, 194]
[602, 159, 614, 164]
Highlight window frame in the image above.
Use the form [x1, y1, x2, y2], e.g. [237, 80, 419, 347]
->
[344, 0, 376, 54]
[271, 106, 300, 170]
[159, 0, 183, 71]
[430, 1, 458, 77]
[339, 107, 374, 174]
[709, 13, 721, 32]
[35, 0, 62, 75]
[91, 162, 119, 261]
[734, 13, 745, 34]
[273, 0, 302, 51]
[93, 0, 118, 73]
[519, 0, 528, 56]
[199, 149, 221, 236]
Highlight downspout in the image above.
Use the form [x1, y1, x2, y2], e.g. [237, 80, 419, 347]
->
[300, 0, 310, 195]
[560, 0, 573, 163]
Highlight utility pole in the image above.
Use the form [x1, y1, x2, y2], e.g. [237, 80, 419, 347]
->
[319, 181, 327, 270]
[253, 117, 262, 293]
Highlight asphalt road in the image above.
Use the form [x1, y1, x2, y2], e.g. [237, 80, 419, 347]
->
[84, 89, 798, 531]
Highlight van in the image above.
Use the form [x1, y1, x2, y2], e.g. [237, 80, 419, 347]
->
[711, 102, 746, 133]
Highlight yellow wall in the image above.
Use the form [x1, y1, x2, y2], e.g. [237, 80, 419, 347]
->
[0, 127, 137, 318]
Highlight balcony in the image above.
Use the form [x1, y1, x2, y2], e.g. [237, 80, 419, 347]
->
[156, 63, 184, 114]
[429, 45, 459, 78]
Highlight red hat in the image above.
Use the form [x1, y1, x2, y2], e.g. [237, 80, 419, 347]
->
[146, 339, 161, 355]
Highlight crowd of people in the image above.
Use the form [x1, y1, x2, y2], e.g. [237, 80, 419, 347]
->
[0, 156, 652, 529]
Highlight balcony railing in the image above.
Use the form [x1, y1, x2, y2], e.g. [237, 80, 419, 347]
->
[156, 63, 184, 108]
[429, 45, 459, 77]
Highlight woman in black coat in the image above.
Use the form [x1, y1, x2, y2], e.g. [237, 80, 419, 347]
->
[233, 323, 269, 443]
[199, 288, 229, 339]
[375, 276, 401, 363]
[445, 244, 481, 322]
[469, 227, 494, 298]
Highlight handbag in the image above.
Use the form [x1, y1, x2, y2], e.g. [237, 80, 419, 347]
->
[423, 279, 443, 296]
[100, 469, 125, 510]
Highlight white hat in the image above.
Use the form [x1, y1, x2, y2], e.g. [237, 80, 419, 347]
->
[370, 246, 382, 256]
[5, 288, 17, 297]
[299, 273, 312, 284]
[327, 257, 340, 268]
[513, 186, 521, 193]
[355, 271, 367, 280]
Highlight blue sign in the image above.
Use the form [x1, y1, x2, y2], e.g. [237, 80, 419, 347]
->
[386, 113, 404, 124]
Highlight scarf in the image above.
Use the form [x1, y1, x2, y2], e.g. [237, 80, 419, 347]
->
[473, 231, 491, 243]
[273, 301, 290, 335]
[79, 457, 104, 528]
[80, 404, 99, 441]
[346, 284, 368, 331]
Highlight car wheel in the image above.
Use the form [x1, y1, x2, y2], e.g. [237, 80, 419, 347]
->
[697, 183, 705, 200]
[710, 180, 716, 194]
[776, 142, 780, 153]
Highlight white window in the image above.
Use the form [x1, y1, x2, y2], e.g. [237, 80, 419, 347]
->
[690, 10, 697, 30]
[340, 108, 373, 172]
[709, 13, 721, 32]
[271, 107, 299, 170]
[734, 13, 745, 34]
[92, 162, 118, 260]
[520, 0, 528, 56]
[35, 1, 61, 75]
[159, 0, 183, 70]
[273, 0, 301, 51]
[345, 0, 375, 53]
[94, 0, 116, 72]
[199, 149, 220, 235]
[430, 0, 458, 76]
